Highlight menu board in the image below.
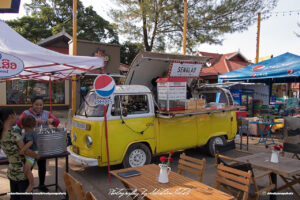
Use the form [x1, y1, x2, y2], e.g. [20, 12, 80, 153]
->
[157, 82, 186, 100]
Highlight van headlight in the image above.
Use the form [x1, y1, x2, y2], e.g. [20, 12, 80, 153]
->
[73, 133, 77, 142]
[86, 135, 93, 148]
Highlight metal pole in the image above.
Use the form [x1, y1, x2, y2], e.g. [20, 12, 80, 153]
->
[49, 75, 52, 113]
[72, 0, 77, 116]
[104, 105, 111, 182]
[183, 0, 187, 55]
[255, 12, 261, 63]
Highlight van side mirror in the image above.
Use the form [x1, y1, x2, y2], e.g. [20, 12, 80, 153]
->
[122, 108, 128, 117]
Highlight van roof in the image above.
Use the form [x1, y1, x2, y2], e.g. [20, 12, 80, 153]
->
[115, 85, 151, 94]
[91, 85, 151, 94]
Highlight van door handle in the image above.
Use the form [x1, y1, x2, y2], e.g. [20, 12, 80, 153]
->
[146, 123, 154, 127]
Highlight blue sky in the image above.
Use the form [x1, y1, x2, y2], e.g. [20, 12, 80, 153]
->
[1, 0, 299, 62]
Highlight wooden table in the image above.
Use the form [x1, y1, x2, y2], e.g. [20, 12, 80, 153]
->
[232, 152, 300, 200]
[111, 164, 234, 200]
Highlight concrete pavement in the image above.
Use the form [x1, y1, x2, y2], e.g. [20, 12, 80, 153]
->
[1, 118, 299, 199]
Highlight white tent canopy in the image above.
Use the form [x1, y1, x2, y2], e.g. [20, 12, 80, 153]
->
[0, 20, 104, 81]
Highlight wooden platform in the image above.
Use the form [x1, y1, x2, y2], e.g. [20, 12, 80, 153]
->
[157, 106, 245, 118]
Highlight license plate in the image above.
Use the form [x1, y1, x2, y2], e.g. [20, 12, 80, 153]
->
[72, 121, 86, 130]
[72, 145, 79, 154]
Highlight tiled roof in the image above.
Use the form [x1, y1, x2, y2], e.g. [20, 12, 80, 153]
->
[197, 51, 251, 77]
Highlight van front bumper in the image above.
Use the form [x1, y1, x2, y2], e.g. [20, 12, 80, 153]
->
[67, 147, 98, 166]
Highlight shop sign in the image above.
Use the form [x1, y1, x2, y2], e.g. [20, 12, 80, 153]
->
[93, 74, 115, 105]
[0, 51, 24, 78]
[0, 0, 21, 13]
[169, 61, 203, 78]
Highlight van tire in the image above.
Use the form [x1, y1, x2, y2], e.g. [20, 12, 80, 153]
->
[122, 143, 151, 168]
[207, 136, 226, 157]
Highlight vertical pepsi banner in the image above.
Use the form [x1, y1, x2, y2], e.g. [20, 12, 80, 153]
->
[93, 74, 115, 182]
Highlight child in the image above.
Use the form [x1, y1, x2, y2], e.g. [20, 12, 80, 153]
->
[19, 115, 39, 193]
[0, 108, 38, 199]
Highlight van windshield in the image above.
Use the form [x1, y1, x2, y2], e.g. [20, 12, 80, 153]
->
[77, 91, 105, 117]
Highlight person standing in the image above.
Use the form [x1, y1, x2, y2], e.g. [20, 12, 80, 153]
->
[0, 108, 39, 200]
[17, 96, 60, 192]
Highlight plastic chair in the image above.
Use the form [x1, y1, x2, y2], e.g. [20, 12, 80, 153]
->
[177, 153, 206, 182]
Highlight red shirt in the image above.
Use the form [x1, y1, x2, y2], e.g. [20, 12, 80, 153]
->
[17, 108, 60, 129]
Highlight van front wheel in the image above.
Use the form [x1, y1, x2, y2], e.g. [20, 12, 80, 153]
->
[123, 143, 151, 168]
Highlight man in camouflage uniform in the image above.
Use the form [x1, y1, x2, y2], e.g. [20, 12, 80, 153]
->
[0, 129, 32, 200]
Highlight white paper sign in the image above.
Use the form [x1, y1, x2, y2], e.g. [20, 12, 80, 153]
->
[157, 82, 186, 100]
[169, 62, 202, 78]
[0, 51, 24, 78]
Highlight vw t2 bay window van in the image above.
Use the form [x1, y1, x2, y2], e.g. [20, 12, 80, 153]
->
[69, 84, 238, 168]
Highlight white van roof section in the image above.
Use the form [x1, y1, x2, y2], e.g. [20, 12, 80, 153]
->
[115, 85, 151, 94]
[125, 51, 211, 89]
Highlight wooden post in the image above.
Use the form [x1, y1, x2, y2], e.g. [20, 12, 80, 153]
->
[72, 0, 77, 115]
[255, 12, 261, 63]
[183, 0, 187, 55]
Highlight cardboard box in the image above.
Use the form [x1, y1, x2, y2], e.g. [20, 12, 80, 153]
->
[187, 100, 197, 110]
[196, 98, 206, 108]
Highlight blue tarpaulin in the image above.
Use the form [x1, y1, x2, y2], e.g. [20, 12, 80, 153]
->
[219, 52, 300, 81]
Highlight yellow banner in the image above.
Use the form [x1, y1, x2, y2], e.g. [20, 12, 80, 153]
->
[0, 0, 12, 9]
[258, 55, 272, 62]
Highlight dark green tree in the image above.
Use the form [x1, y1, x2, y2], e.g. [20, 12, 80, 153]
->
[6, 0, 118, 43]
[120, 41, 144, 65]
[110, 0, 278, 53]
[6, 16, 52, 43]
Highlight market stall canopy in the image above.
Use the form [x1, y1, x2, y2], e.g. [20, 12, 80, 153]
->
[125, 51, 210, 89]
[0, 20, 104, 82]
[219, 52, 300, 81]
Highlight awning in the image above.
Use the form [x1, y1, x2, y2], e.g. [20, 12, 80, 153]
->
[0, 20, 104, 82]
[219, 52, 300, 81]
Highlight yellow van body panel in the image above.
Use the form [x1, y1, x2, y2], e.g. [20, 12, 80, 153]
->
[100, 117, 155, 166]
[71, 119, 102, 159]
[71, 111, 237, 167]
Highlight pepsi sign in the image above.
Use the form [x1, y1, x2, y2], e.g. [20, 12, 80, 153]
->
[0, 51, 24, 78]
[93, 74, 115, 99]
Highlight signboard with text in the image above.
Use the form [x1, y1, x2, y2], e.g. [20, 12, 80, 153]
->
[168, 61, 203, 78]
[0, 51, 24, 78]
[0, 0, 20, 13]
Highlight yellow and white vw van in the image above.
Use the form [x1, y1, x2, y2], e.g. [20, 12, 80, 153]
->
[69, 84, 237, 168]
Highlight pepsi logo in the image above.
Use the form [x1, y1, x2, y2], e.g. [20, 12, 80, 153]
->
[287, 70, 293, 75]
[252, 65, 264, 71]
[93, 74, 115, 98]
[251, 73, 256, 77]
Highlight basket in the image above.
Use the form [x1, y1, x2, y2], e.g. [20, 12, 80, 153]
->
[36, 128, 67, 156]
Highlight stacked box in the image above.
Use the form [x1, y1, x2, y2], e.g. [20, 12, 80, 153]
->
[186, 99, 206, 110]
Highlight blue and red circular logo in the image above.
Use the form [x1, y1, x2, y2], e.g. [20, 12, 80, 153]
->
[93, 75, 115, 98]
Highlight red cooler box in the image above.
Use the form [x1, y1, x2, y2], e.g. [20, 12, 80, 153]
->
[236, 111, 248, 119]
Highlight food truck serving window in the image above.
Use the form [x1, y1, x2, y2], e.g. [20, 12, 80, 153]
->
[77, 91, 104, 117]
[111, 95, 149, 116]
